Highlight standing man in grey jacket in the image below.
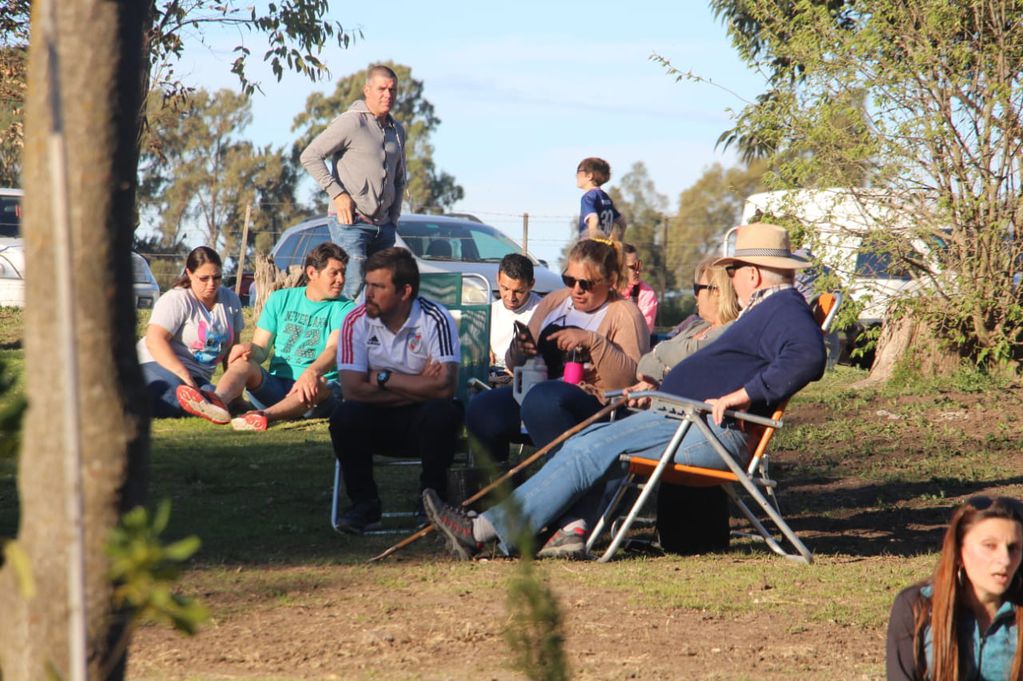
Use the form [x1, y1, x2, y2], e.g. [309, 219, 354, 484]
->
[300, 64, 407, 300]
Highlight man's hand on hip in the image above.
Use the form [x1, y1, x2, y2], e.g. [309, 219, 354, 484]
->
[333, 193, 355, 225]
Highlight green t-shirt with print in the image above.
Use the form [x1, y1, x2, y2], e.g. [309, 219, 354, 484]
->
[257, 286, 354, 381]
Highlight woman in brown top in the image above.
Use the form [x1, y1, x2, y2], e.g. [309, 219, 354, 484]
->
[466, 239, 649, 463]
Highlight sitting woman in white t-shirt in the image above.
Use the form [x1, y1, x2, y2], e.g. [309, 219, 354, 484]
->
[136, 246, 244, 419]
[467, 239, 648, 463]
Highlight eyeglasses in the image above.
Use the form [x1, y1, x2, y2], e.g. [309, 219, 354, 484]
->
[725, 264, 750, 277]
[194, 274, 223, 283]
[562, 274, 602, 292]
[693, 283, 718, 295]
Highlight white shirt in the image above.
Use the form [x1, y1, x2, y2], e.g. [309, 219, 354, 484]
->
[489, 292, 541, 369]
[337, 297, 459, 374]
[540, 295, 611, 333]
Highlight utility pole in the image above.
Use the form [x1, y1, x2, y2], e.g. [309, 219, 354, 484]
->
[660, 214, 669, 302]
[236, 201, 252, 296]
[522, 212, 529, 254]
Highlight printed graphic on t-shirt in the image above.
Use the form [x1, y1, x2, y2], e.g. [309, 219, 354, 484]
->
[280, 321, 323, 361]
[408, 332, 423, 353]
[191, 319, 231, 366]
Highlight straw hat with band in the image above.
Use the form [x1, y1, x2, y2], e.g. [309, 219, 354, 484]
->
[712, 223, 812, 271]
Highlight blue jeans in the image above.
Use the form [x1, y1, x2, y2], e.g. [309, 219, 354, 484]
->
[481, 409, 750, 554]
[246, 368, 343, 418]
[465, 381, 606, 463]
[328, 216, 396, 300]
[140, 362, 214, 418]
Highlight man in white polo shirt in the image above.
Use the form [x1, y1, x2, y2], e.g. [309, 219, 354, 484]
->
[330, 247, 462, 533]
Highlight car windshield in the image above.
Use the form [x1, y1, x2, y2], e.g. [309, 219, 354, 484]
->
[397, 218, 523, 263]
[0, 195, 20, 238]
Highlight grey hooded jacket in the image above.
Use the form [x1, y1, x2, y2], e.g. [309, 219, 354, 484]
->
[299, 99, 407, 224]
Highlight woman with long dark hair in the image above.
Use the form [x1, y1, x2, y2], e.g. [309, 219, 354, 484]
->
[137, 246, 244, 419]
[887, 495, 1023, 680]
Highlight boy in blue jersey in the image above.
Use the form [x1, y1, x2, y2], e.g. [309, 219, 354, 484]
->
[576, 157, 627, 240]
[178, 242, 355, 431]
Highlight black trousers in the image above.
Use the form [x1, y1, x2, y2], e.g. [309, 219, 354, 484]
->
[329, 399, 464, 504]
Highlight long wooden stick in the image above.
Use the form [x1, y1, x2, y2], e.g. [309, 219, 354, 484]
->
[368, 397, 628, 562]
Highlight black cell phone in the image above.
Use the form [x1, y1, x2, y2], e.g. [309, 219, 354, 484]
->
[513, 320, 535, 346]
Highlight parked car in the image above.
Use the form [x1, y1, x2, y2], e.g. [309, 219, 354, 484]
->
[0, 188, 161, 309]
[131, 253, 161, 309]
[0, 188, 25, 307]
[267, 213, 564, 302]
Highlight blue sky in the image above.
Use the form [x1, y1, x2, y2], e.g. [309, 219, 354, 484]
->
[178, 1, 766, 265]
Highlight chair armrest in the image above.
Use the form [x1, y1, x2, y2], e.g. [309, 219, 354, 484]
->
[627, 391, 783, 429]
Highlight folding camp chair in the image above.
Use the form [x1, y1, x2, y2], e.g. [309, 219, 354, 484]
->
[330, 272, 492, 534]
[586, 291, 841, 563]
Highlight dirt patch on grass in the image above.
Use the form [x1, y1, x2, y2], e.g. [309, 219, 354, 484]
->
[128, 560, 884, 680]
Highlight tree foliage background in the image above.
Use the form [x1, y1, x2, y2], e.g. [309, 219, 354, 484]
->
[139, 88, 306, 276]
[698, 0, 1023, 372]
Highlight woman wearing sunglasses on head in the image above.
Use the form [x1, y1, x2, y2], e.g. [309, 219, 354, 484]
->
[887, 495, 1023, 681]
[136, 246, 244, 420]
[466, 238, 649, 465]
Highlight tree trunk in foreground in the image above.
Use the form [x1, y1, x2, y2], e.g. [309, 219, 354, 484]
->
[0, 1, 150, 678]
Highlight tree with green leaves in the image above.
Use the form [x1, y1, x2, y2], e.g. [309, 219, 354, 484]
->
[2, 1, 355, 677]
[0, 1, 29, 186]
[607, 162, 671, 295]
[668, 160, 768, 289]
[291, 62, 464, 214]
[681, 0, 1023, 377]
[140, 88, 305, 261]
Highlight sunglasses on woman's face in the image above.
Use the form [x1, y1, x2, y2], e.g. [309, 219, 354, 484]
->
[693, 283, 718, 296]
[562, 274, 603, 292]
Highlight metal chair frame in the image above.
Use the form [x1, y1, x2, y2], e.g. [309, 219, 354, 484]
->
[585, 291, 842, 563]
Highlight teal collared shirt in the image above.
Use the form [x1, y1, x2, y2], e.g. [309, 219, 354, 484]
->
[919, 585, 1019, 680]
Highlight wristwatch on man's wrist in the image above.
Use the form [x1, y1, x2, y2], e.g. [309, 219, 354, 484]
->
[376, 369, 392, 389]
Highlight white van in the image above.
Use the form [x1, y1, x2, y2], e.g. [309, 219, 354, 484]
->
[740, 188, 938, 326]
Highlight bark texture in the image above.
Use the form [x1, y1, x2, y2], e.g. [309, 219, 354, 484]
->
[854, 314, 961, 388]
[0, 1, 150, 678]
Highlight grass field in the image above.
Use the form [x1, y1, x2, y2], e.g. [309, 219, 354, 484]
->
[2, 309, 1023, 679]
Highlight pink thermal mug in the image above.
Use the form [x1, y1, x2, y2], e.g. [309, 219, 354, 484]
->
[563, 361, 584, 385]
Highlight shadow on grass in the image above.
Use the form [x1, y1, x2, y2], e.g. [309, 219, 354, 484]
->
[3, 395, 1023, 568]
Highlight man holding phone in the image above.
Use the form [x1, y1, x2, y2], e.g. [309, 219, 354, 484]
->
[490, 254, 541, 373]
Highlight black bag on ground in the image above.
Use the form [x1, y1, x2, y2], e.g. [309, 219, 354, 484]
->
[656, 484, 730, 554]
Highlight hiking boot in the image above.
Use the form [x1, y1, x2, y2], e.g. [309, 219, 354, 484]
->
[231, 411, 268, 432]
[337, 499, 383, 535]
[176, 385, 231, 425]
[536, 524, 589, 560]
[422, 489, 481, 560]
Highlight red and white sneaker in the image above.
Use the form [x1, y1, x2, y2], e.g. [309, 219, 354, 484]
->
[231, 411, 268, 432]
[175, 385, 231, 425]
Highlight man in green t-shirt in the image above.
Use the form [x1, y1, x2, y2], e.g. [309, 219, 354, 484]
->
[179, 242, 354, 431]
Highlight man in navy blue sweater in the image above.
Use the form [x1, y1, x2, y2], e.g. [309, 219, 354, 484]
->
[424, 223, 828, 560]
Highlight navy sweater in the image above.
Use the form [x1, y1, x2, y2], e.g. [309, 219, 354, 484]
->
[660, 287, 826, 416]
